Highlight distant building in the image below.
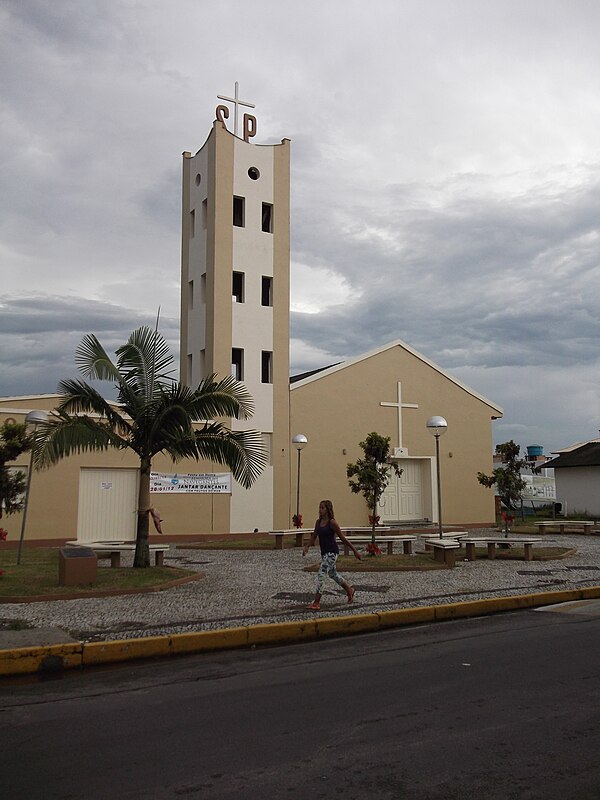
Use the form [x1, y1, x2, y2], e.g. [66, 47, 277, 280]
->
[543, 439, 600, 516]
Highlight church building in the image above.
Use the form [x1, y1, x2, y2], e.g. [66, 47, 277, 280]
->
[178, 88, 502, 532]
[0, 88, 502, 544]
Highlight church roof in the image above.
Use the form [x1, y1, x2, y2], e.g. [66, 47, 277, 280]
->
[289, 339, 503, 415]
[544, 441, 600, 469]
[289, 363, 341, 384]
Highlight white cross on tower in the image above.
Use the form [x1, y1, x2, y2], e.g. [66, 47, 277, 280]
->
[379, 382, 419, 452]
[217, 81, 256, 137]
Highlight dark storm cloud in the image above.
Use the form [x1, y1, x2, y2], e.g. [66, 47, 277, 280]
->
[291, 169, 600, 382]
[0, 295, 179, 396]
[3, 0, 600, 451]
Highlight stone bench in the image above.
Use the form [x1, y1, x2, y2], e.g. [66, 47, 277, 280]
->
[459, 536, 544, 562]
[420, 530, 469, 541]
[340, 534, 417, 556]
[423, 539, 461, 567]
[269, 530, 306, 549]
[536, 520, 595, 535]
[67, 541, 170, 568]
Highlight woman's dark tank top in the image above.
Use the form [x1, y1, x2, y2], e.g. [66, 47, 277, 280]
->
[317, 520, 339, 555]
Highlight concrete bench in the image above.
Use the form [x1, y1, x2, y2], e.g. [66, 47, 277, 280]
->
[269, 530, 306, 549]
[536, 520, 595, 535]
[340, 534, 417, 556]
[460, 536, 543, 562]
[67, 541, 170, 567]
[420, 530, 469, 541]
[423, 539, 461, 567]
[341, 526, 392, 533]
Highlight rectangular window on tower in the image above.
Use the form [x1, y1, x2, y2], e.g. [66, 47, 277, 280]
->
[261, 433, 273, 466]
[232, 348, 244, 381]
[261, 276, 273, 307]
[188, 280, 194, 310]
[232, 271, 245, 303]
[190, 209, 196, 238]
[201, 198, 208, 229]
[233, 196, 245, 227]
[261, 203, 273, 233]
[261, 351, 273, 384]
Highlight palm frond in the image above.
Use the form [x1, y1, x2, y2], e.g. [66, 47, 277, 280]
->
[192, 374, 255, 421]
[75, 334, 122, 382]
[32, 413, 129, 469]
[194, 424, 267, 488]
[56, 379, 132, 438]
[116, 327, 175, 399]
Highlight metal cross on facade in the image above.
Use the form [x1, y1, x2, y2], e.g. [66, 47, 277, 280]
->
[217, 81, 256, 137]
[379, 382, 419, 451]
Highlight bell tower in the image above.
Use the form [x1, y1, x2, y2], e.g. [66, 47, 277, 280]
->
[180, 87, 291, 532]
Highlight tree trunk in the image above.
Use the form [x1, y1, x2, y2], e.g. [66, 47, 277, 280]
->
[371, 497, 377, 545]
[134, 457, 151, 568]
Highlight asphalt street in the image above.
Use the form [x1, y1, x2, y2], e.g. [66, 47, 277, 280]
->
[3, 606, 600, 799]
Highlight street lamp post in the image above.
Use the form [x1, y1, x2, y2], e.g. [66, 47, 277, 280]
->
[17, 410, 48, 565]
[426, 416, 448, 539]
[291, 434, 308, 526]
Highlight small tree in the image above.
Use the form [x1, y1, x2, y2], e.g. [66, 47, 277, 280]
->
[0, 421, 31, 519]
[477, 440, 527, 535]
[346, 432, 402, 546]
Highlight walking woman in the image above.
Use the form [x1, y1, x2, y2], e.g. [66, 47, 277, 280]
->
[303, 499, 362, 611]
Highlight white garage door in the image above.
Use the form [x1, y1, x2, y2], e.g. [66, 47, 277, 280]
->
[76, 468, 138, 542]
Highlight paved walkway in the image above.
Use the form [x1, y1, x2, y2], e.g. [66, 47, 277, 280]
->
[1, 530, 599, 651]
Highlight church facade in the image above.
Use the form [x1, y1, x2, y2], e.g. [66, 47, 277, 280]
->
[1, 93, 502, 544]
[290, 341, 502, 528]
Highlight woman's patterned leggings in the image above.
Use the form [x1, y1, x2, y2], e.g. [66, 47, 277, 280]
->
[316, 552, 346, 594]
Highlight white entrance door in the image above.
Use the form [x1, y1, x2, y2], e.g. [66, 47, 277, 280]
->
[76, 468, 138, 542]
[381, 459, 424, 522]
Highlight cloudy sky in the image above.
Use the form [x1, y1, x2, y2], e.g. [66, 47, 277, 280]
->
[2, 0, 600, 453]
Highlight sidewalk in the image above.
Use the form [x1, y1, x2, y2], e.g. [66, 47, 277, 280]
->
[2, 531, 600, 676]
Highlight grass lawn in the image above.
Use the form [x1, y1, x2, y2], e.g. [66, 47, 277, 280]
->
[0, 548, 197, 599]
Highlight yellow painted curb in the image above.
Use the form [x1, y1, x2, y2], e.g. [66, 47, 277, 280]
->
[82, 636, 171, 666]
[170, 627, 248, 655]
[316, 613, 380, 637]
[579, 586, 600, 600]
[5, 585, 600, 677]
[0, 642, 83, 676]
[377, 606, 435, 628]
[247, 620, 318, 646]
[435, 597, 520, 620]
[523, 588, 582, 608]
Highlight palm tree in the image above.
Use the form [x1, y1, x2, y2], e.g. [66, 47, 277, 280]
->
[33, 326, 267, 567]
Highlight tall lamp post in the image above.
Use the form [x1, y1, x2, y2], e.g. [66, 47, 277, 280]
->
[426, 416, 448, 539]
[292, 434, 308, 526]
[17, 410, 48, 565]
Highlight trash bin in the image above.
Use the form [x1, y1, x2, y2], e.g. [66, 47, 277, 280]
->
[59, 547, 97, 587]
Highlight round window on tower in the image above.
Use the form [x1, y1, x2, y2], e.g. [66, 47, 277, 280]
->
[195, 173, 202, 186]
[248, 167, 260, 180]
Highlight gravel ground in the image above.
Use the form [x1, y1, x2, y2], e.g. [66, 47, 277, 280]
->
[1, 529, 599, 643]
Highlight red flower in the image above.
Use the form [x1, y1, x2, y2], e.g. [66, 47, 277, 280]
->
[0, 528, 8, 541]
[292, 514, 303, 529]
[365, 542, 383, 557]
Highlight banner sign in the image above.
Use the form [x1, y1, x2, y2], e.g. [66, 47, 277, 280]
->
[150, 472, 232, 494]
[521, 474, 556, 502]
